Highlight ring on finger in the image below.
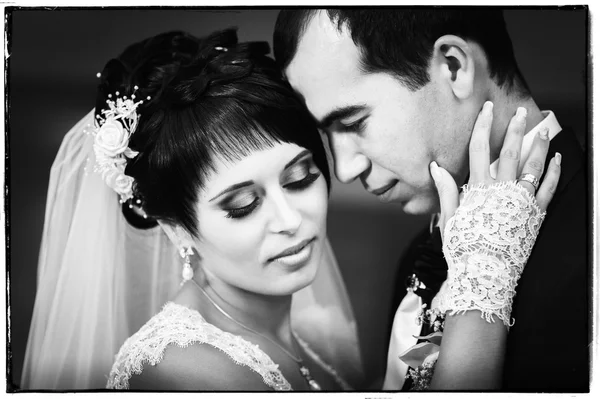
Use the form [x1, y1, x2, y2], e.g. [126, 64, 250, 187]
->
[518, 173, 540, 191]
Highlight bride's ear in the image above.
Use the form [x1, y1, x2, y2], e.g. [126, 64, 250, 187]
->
[430, 35, 475, 100]
[160, 222, 195, 251]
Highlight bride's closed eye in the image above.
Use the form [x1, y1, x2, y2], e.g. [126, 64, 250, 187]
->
[222, 192, 260, 219]
[283, 159, 321, 191]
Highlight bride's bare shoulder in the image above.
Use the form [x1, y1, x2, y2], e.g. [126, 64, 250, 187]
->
[128, 341, 269, 391]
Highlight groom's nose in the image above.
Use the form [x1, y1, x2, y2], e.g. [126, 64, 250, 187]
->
[330, 134, 370, 184]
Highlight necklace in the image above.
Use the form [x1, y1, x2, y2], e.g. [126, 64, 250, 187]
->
[191, 279, 322, 391]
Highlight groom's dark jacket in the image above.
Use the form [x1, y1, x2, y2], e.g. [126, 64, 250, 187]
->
[391, 127, 590, 392]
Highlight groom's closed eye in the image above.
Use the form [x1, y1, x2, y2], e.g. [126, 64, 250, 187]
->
[317, 104, 368, 132]
[338, 116, 368, 134]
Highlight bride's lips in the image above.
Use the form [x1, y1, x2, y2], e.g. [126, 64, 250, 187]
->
[268, 237, 316, 267]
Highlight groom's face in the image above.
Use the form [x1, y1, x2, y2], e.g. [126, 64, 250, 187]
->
[285, 12, 468, 214]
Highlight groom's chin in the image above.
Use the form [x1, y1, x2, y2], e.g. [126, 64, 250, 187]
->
[400, 194, 440, 215]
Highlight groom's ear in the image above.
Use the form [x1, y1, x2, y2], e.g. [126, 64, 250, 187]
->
[430, 35, 476, 100]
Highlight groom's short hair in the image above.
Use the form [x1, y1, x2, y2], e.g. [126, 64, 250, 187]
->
[274, 9, 530, 95]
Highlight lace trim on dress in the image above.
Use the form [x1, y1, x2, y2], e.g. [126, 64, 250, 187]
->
[106, 302, 291, 391]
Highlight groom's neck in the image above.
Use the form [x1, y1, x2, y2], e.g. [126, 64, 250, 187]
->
[487, 91, 545, 161]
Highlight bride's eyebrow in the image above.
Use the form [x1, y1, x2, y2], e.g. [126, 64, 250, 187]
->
[209, 181, 254, 202]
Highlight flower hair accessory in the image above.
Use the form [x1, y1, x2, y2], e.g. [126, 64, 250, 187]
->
[86, 81, 150, 203]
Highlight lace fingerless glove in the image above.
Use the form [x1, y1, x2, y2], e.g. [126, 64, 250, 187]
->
[435, 181, 546, 328]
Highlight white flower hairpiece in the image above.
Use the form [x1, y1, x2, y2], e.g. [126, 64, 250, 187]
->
[85, 81, 151, 203]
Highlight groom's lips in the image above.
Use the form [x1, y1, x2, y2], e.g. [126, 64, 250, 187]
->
[370, 181, 398, 202]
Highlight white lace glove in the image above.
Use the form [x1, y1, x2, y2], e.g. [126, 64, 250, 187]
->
[435, 181, 546, 328]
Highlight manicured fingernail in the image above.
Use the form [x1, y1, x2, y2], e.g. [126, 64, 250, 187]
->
[555, 152, 562, 166]
[539, 127, 549, 140]
[430, 161, 441, 180]
[516, 107, 527, 118]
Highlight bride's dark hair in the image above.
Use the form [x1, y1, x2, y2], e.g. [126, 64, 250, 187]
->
[95, 29, 330, 237]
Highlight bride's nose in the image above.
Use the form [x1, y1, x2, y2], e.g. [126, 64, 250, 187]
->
[267, 191, 302, 235]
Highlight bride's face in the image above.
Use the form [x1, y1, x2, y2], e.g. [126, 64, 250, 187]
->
[192, 142, 329, 296]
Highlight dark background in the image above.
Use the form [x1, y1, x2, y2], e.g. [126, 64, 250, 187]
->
[7, 8, 588, 388]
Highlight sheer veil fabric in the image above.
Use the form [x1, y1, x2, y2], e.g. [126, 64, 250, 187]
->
[21, 111, 364, 389]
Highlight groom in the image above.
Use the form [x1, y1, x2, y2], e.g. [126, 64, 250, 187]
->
[273, 9, 589, 392]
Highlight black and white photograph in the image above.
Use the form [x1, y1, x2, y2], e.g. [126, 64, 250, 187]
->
[3, 4, 594, 394]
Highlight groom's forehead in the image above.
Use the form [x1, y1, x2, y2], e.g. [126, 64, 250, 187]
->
[289, 11, 357, 68]
[285, 13, 364, 117]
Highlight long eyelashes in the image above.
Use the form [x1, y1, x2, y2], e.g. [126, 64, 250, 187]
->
[224, 169, 321, 220]
[283, 172, 320, 191]
[225, 197, 260, 219]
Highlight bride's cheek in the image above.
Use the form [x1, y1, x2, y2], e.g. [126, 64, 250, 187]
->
[196, 212, 252, 263]
[308, 177, 329, 226]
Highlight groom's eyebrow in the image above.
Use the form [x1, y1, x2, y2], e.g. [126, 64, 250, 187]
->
[317, 105, 367, 130]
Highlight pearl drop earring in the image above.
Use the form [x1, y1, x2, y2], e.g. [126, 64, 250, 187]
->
[179, 246, 194, 285]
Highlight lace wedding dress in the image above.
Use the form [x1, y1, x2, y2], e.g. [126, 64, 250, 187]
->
[106, 302, 351, 390]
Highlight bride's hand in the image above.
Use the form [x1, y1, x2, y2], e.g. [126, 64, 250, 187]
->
[430, 101, 562, 327]
[424, 102, 562, 390]
[430, 101, 561, 238]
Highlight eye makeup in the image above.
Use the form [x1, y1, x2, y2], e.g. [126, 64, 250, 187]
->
[282, 157, 321, 191]
[224, 197, 260, 219]
[215, 150, 322, 220]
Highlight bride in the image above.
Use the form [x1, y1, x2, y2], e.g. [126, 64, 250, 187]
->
[21, 28, 559, 391]
[21, 29, 363, 391]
